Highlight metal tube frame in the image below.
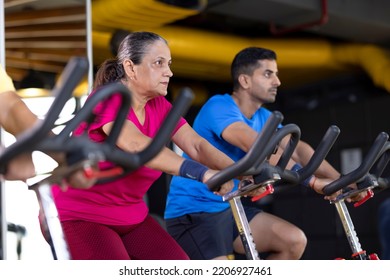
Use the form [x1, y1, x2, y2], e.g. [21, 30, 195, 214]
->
[333, 199, 366, 260]
[229, 197, 259, 260]
[33, 183, 71, 260]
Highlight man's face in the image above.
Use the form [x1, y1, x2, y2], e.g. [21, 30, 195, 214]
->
[247, 59, 281, 104]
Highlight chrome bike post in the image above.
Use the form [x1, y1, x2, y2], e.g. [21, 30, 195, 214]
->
[229, 197, 259, 260]
[334, 200, 365, 260]
[33, 183, 71, 260]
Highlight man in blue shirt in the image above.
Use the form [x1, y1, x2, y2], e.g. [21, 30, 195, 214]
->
[165, 47, 341, 260]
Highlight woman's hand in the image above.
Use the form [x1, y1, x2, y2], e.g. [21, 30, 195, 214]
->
[59, 168, 98, 191]
[203, 169, 235, 196]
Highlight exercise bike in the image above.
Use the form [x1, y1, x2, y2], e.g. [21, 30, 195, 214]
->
[206, 112, 341, 260]
[323, 133, 390, 260]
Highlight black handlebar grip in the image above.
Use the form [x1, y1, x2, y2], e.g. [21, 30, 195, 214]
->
[206, 111, 284, 192]
[244, 124, 301, 176]
[272, 124, 301, 170]
[260, 125, 339, 188]
[98, 86, 194, 171]
[54, 82, 131, 146]
[39, 85, 193, 177]
[369, 141, 390, 178]
[295, 125, 340, 182]
[323, 131, 389, 196]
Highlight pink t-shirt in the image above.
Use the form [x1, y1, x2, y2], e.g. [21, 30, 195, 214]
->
[52, 91, 186, 225]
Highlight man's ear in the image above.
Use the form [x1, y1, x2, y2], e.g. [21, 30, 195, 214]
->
[123, 59, 135, 79]
[238, 74, 250, 89]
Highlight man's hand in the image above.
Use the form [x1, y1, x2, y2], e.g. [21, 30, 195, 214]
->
[1, 153, 35, 181]
[0, 63, 16, 93]
[343, 184, 370, 203]
[310, 176, 341, 201]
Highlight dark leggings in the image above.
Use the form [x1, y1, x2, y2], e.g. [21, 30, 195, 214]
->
[60, 215, 189, 260]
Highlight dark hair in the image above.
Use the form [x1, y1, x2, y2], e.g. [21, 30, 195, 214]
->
[231, 47, 277, 91]
[94, 31, 168, 89]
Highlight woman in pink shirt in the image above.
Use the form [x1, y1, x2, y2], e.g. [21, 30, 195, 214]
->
[52, 31, 235, 260]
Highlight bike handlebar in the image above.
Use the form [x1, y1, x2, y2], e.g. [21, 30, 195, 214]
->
[205, 110, 340, 192]
[37, 84, 193, 172]
[371, 141, 390, 191]
[0, 57, 194, 180]
[249, 124, 302, 186]
[322, 132, 389, 196]
[266, 125, 340, 187]
[206, 111, 284, 192]
[369, 141, 390, 178]
[246, 123, 301, 176]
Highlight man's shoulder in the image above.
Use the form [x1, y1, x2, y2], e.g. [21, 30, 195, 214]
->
[204, 93, 232, 107]
[208, 93, 230, 101]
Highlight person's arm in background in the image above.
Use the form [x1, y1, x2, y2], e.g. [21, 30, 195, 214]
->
[0, 64, 38, 136]
[0, 91, 38, 136]
[0, 64, 37, 181]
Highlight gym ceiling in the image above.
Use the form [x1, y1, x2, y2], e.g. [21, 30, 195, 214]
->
[4, 0, 390, 94]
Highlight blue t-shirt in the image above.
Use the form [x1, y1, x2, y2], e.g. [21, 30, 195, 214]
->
[164, 94, 278, 219]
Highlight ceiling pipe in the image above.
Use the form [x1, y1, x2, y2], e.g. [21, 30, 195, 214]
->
[93, 26, 390, 93]
[333, 44, 390, 91]
[91, 0, 390, 93]
[270, 0, 329, 36]
[92, 0, 206, 31]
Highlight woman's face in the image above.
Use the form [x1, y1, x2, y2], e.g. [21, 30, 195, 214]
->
[130, 40, 173, 98]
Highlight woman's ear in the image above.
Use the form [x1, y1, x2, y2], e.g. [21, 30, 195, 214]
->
[123, 59, 135, 79]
